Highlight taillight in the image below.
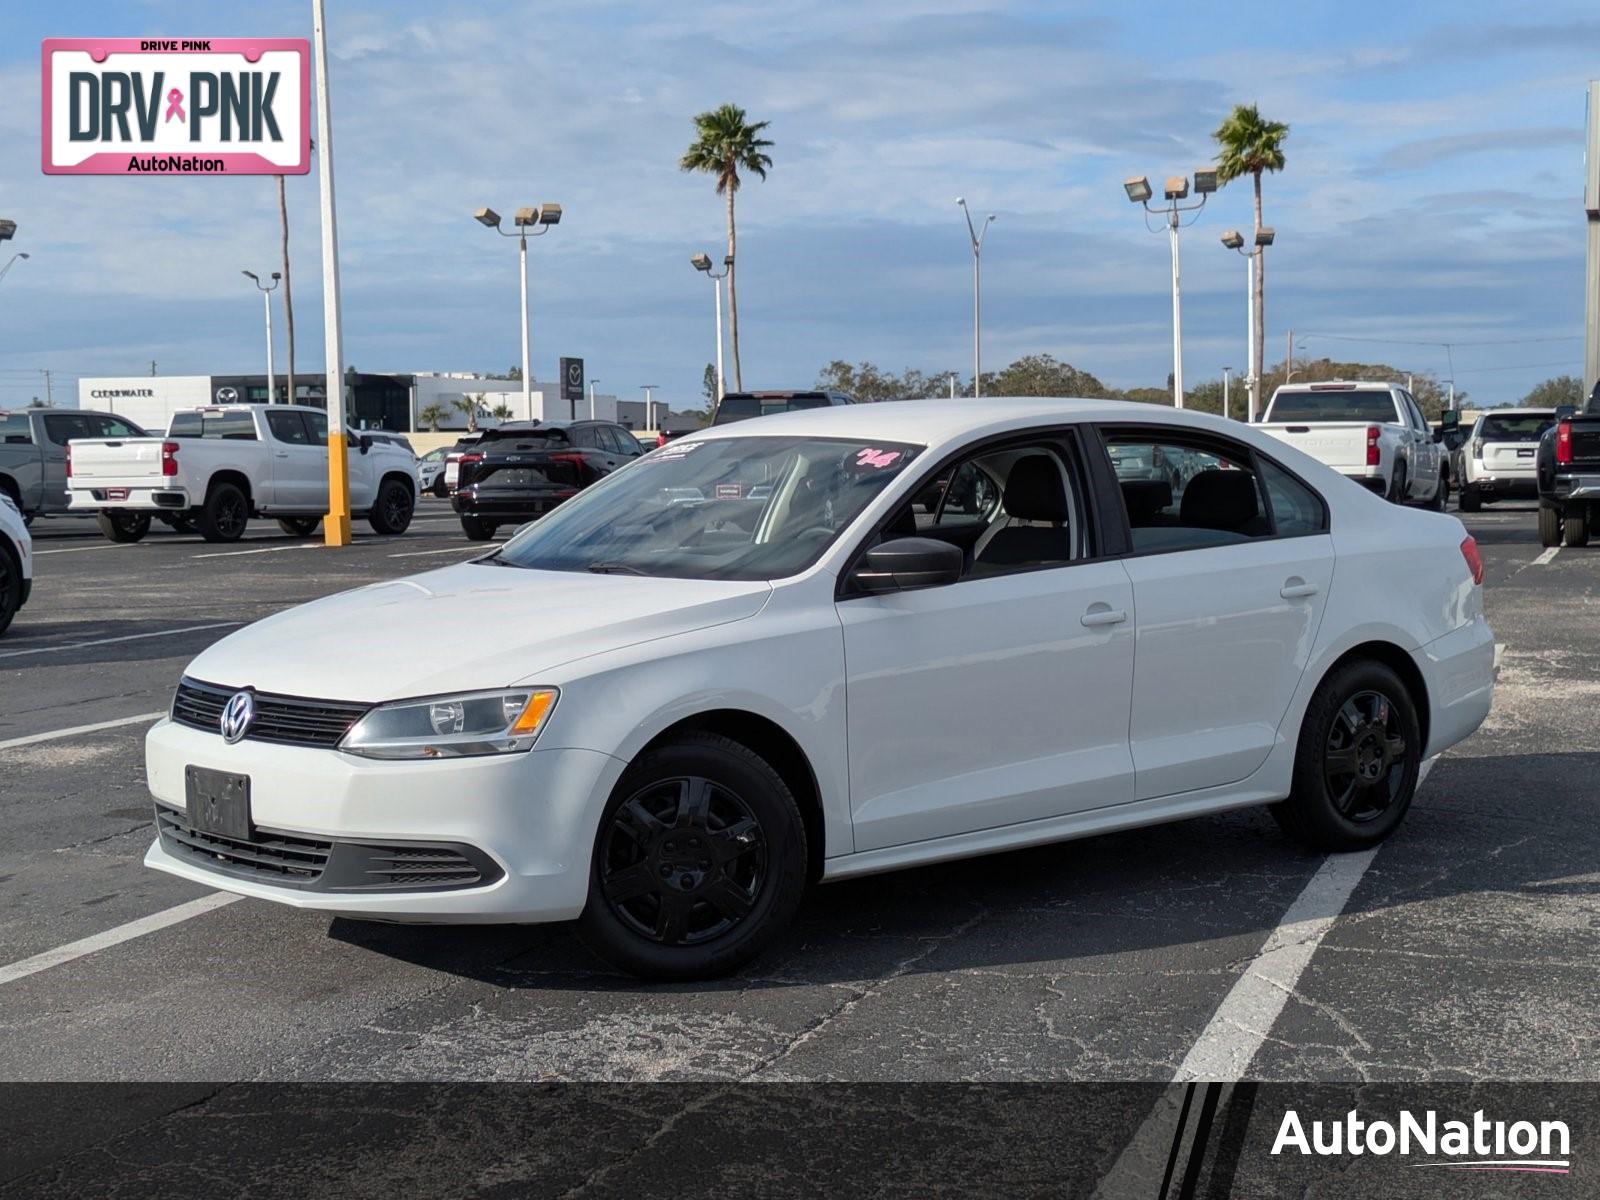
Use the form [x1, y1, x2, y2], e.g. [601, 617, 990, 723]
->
[549, 452, 586, 468]
[459, 452, 482, 466]
[656, 433, 667, 448]
[1460, 536, 1484, 586]
[1471, 439, 1483, 460]
[161, 441, 180, 477]
[1555, 420, 1572, 466]
[1365, 426, 1380, 467]
[64, 445, 72, 478]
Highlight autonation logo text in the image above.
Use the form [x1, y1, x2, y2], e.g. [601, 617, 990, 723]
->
[1273, 1108, 1571, 1175]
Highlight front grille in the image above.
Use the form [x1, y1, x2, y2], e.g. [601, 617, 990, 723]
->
[172, 677, 370, 748]
[157, 805, 332, 884]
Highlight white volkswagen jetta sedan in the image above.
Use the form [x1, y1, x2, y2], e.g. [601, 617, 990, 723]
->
[145, 399, 1495, 979]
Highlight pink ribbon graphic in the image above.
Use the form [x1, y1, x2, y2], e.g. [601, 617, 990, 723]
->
[164, 88, 185, 123]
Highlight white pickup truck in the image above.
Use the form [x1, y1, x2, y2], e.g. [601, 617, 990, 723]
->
[66, 404, 419, 543]
[1257, 381, 1446, 509]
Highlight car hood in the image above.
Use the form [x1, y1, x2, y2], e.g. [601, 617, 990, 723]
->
[184, 562, 773, 701]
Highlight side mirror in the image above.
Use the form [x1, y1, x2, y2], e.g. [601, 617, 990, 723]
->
[1439, 409, 1460, 430]
[850, 537, 964, 594]
[358, 434, 373, 453]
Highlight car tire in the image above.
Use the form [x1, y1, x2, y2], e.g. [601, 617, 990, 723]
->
[1539, 504, 1564, 548]
[277, 517, 322, 537]
[95, 510, 151, 543]
[197, 482, 249, 543]
[1387, 463, 1408, 505]
[577, 731, 808, 981]
[160, 512, 197, 534]
[431, 476, 449, 499]
[368, 478, 415, 536]
[460, 515, 498, 541]
[1565, 504, 1590, 548]
[1457, 485, 1481, 513]
[0, 544, 19, 637]
[1271, 659, 1422, 852]
[1425, 473, 1447, 511]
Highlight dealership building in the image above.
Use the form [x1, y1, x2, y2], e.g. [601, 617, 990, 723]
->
[76, 371, 660, 435]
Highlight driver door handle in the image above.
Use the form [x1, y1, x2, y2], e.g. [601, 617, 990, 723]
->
[1080, 606, 1128, 628]
[1280, 579, 1319, 599]
[274, 451, 290, 458]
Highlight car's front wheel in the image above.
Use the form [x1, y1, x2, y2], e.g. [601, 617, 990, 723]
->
[578, 732, 808, 980]
[1272, 660, 1422, 851]
[0, 545, 19, 637]
[368, 478, 415, 535]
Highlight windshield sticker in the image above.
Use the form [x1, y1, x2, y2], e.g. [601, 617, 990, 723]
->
[645, 441, 702, 461]
[855, 448, 903, 469]
[714, 482, 744, 499]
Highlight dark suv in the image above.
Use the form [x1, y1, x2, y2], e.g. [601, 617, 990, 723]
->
[711, 391, 856, 426]
[452, 419, 644, 540]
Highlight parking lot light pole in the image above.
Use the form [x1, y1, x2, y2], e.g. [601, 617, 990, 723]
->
[640, 384, 658, 431]
[1221, 227, 1274, 421]
[691, 253, 731, 410]
[956, 198, 995, 398]
[311, 0, 353, 546]
[0, 252, 28, 288]
[1125, 172, 1216, 408]
[588, 378, 599, 419]
[475, 204, 561, 421]
[242, 271, 281, 402]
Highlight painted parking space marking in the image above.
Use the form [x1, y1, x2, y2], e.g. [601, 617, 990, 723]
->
[1532, 547, 1559, 566]
[0, 710, 166, 752]
[1174, 848, 1378, 1081]
[0, 621, 242, 660]
[388, 544, 502, 558]
[0, 893, 241, 987]
[191, 543, 323, 560]
[33, 542, 139, 556]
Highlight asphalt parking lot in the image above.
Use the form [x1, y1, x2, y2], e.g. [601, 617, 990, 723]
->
[0, 496, 1595, 1086]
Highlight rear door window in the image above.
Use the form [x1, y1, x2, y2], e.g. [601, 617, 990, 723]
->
[266, 410, 311, 444]
[1, 413, 34, 444]
[1101, 430, 1276, 553]
[93, 416, 145, 439]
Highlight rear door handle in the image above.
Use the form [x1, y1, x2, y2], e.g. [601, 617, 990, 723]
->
[1081, 606, 1128, 628]
[274, 451, 290, 458]
[1280, 579, 1319, 599]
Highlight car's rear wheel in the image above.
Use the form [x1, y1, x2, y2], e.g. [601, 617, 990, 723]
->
[460, 515, 497, 541]
[277, 517, 321, 537]
[1272, 660, 1422, 851]
[198, 482, 249, 543]
[96, 510, 150, 543]
[368, 478, 415, 535]
[1565, 504, 1590, 548]
[1539, 503, 1563, 547]
[1387, 463, 1408, 505]
[578, 732, 807, 980]
[431, 475, 449, 499]
[0, 545, 19, 637]
[1425, 472, 1447, 511]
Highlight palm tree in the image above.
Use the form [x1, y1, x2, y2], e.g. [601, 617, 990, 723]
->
[452, 394, 487, 433]
[418, 403, 446, 431]
[490, 402, 514, 420]
[1213, 104, 1288, 415]
[680, 104, 773, 391]
[276, 174, 295, 404]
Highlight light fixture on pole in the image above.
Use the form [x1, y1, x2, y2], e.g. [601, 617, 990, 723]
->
[1124, 169, 1216, 407]
[0, 252, 28, 287]
[639, 384, 658, 432]
[691, 252, 731, 411]
[956, 198, 996, 398]
[475, 202, 561, 422]
[242, 270, 282, 403]
[1220, 226, 1273, 421]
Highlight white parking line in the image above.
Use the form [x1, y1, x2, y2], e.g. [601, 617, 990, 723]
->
[388, 545, 497, 558]
[0, 893, 241, 987]
[0, 710, 166, 752]
[0, 621, 241, 660]
[191, 543, 320, 560]
[1533, 547, 1560, 566]
[33, 543, 135, 556]
[1174, 848, 1378, 1081]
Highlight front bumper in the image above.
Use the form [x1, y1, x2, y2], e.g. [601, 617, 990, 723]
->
[142, 717, 625, 922]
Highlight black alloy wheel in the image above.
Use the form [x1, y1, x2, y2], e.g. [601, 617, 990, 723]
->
[1272, 659, 1421, 851]
[369, 478, 415, 535]
[1322, 691, 1408, 823]
[599, 776, 768, 947]
[199, 483, 249, 542]
[579, 732, 807, 980]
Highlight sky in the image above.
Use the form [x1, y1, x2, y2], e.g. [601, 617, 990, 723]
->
[1, 0, 1597, 411]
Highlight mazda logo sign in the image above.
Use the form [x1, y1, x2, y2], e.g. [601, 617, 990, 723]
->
[220, 691, 256, 744]
[216, 386, 239, 403]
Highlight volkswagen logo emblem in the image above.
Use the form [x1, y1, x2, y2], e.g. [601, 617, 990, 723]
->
[220, 691, 256, 744]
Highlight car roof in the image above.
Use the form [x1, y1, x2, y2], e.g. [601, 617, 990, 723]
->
[1272, 380, 1402, 392]
[685, 397, 1249, 450]
[1477, 407, 1554, 417]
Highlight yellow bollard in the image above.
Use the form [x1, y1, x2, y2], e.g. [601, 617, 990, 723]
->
[324, 430, 353, 546]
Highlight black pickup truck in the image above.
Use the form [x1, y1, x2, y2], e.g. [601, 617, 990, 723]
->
[452, 418, 644, 540]
[1536, 385, 1600, 547]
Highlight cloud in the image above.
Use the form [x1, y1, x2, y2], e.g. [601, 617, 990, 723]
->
[1377, 127, 1583, 172]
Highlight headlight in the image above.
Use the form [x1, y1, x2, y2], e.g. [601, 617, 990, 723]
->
[340, 688, 557, 760]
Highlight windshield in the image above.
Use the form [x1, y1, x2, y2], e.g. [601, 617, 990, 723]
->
[1269, 390, 1398, 423]
[1479, 413, 1554, 442]
[486, 435, 922, 580]
[712, 395, 834, 424]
